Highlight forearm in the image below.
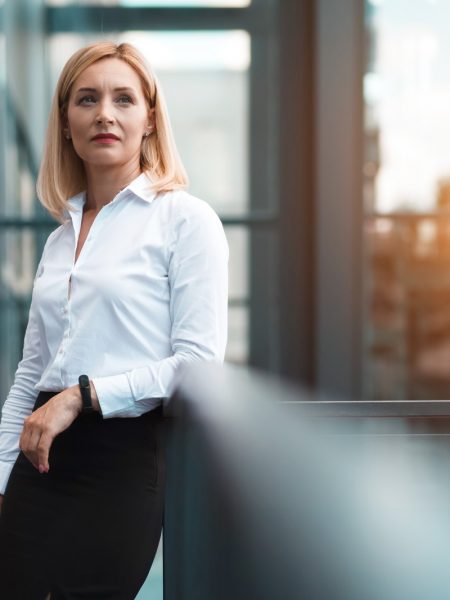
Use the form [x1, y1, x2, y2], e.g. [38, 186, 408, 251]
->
[62, 381, 101, 414]
[0, 390, 40, 493]
[92, 346, 222, 419]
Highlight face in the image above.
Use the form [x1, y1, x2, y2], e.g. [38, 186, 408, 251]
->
[65, 57, 153, 171]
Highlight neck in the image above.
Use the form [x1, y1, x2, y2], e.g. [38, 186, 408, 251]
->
[84, 163, 142, 212]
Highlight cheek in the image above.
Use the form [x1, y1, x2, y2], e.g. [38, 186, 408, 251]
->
[126, 115, 146, 135]
[67, 111, 88, 138]
[122, 119, 147, 147]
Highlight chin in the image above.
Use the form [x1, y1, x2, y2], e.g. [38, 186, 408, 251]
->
[83, 156, 125, 168]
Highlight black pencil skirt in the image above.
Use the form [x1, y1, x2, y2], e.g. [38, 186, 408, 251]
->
[0, 391, 165, 600]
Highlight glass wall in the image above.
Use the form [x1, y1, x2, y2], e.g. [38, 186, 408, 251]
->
[364, 0, 450, 399]
[0, 0, 51, 403]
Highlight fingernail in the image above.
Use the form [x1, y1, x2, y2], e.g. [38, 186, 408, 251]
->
[38, 464, 45, 474]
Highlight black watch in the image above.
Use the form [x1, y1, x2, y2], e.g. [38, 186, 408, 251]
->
[78, 374, 94, 414]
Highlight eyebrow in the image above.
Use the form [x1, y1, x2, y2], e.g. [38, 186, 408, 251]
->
[74, 87, 136, 94]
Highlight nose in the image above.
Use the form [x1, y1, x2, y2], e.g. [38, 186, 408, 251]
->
[95, 100, 115, 125]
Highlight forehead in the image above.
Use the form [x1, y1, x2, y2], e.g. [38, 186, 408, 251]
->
[73, 57, 144, 92]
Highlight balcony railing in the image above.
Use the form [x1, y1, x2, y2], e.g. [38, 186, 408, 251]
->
[163, 362, 450, 600]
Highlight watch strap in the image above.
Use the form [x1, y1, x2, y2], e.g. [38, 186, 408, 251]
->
[78, 374, 94, 414]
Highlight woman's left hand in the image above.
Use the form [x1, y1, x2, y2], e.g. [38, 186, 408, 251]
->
[19, 386, 82, 473]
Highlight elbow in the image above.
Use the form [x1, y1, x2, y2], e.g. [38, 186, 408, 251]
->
[173, 341, 225, 365]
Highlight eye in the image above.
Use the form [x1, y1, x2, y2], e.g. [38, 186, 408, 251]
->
[116, 95, 133, 104]
[78, 95, 96, 105]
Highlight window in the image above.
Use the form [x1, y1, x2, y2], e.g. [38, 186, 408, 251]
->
[363, 0, 450, 399]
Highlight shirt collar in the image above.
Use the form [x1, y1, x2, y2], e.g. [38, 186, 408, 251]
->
[65, 171, 158, 221]
[125, 171, 157, 204]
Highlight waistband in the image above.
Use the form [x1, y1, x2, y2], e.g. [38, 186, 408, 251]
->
[34, 390, 163, 420]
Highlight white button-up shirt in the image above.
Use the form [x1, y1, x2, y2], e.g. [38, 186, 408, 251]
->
[0, 172, 229, 493]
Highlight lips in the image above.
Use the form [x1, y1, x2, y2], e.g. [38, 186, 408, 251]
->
[91, 133, 120, 142]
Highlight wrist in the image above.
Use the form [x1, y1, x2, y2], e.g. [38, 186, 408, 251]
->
[89, 380, 101, 412]
[70, 385, 84, 415]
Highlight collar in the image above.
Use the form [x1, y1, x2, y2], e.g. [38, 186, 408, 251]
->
[64, 171, 158, 221]
[126, 171, 157, 204]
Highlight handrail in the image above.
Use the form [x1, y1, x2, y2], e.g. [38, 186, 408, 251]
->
[163, 363, 450, 600]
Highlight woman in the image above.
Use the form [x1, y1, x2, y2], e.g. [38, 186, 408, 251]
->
[0, 41, 228, 599]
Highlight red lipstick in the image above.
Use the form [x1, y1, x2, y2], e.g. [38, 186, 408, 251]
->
[92, 133, 119, 144]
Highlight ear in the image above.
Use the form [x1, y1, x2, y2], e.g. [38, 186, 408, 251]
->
[147, 107, 155, 128]
[143, 109, 156, 138]
[61, 113, 71, 140]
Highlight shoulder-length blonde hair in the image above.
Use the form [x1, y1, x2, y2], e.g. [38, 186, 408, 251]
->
[37, 41, 188, 222]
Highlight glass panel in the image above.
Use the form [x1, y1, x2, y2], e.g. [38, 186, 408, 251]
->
[364, 0, 450, 399]
[225, 225, 249, 364]
[0, 228, 54, 401]
[0, 1, 49, 402]
[227, 305, 249, 364]
[226, 226, 249, 300]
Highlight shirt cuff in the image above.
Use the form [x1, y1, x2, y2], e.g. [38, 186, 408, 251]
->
[91, 373, 134, 418]
[0, 460, 16, 495]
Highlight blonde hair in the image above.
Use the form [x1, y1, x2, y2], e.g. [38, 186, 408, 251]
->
[37, 41, 188, 222]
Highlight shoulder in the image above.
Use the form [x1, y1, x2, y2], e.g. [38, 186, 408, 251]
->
[44, 223, 67, 250]
[156, 189, 224, 231]
[33, 224, 65, 277]
[43, 222, 68, 249]
[156, 190, 228, 257]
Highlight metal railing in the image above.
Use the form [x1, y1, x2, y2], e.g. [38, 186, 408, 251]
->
[163, 363, 450, 600]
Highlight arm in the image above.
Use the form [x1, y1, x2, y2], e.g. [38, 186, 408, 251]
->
[92, 198, 229, 418]
[0, 278, 44, 493]
[0, 230, 74, 486]
[14, 201, 228, 471]
[18, 380, 101, 474]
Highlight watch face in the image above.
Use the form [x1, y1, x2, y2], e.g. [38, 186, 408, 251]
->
[79, 374, 89, 388]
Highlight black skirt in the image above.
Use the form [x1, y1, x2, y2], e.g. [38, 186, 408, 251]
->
[0, 391, 165, 600]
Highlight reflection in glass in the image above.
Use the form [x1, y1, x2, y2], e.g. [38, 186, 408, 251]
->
[364, 0, 450, 399]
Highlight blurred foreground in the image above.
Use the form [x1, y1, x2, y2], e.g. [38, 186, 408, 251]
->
[163, 363, 450, 600]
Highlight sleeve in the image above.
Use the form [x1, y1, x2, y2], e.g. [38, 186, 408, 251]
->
[0, 251, 47, 494]
[92, 199, 229, 419]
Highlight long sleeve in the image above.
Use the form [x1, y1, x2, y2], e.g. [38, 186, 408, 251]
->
[92, 199, 229, 418]
[0, 269, 45, 493]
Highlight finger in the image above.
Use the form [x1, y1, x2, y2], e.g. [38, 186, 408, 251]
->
[20, 424, 42, 470]
[20, 408, 48, 470]
[19, 416, 33, 452]
[37, 432, 53, 472]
